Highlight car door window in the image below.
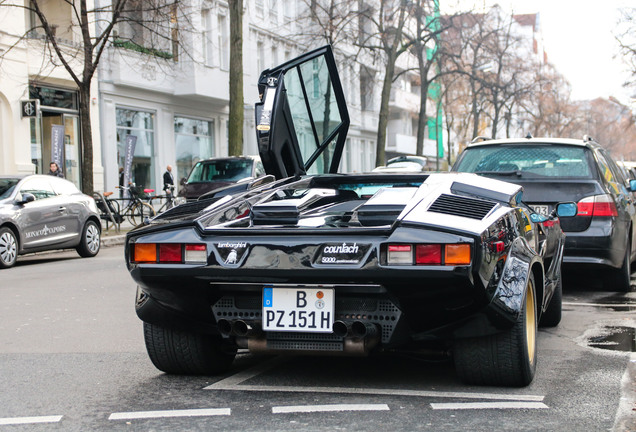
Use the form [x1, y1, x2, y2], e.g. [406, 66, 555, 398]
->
[19, 178, 56, 200]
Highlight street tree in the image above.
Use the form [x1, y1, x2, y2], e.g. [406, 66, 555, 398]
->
[0, 0, 205, 194]
[228, 0, 243, 156]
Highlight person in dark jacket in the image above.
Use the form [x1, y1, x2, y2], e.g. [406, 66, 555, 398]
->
[163, 165, 174, 196]
[48, 162, 64, 178]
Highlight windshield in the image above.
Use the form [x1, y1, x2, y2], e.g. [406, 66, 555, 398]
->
[455, 145, 593, 178]
[0, 178, 20, 199]
[187, 159, 253, 183]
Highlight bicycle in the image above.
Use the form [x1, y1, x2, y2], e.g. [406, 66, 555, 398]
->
[111, 184, 156, 225]
[149, 184, 176, 215]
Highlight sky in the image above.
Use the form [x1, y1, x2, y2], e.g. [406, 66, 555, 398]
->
[447, 0, 634, 103]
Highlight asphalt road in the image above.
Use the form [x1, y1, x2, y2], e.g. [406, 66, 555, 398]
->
[0, 246, 634, 431]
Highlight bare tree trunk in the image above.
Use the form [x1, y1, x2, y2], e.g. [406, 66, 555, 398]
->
[228, 0, 243, 156]
[78, 84, 94, 194]
[376, 58, 395, 167]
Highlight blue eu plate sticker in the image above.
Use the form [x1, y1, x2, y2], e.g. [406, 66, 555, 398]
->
[263, 287, 273, 307]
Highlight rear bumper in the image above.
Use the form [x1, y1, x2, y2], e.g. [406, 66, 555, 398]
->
[562, 219, 625, 269]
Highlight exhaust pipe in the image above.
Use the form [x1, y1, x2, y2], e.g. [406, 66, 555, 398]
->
[332, 320, 350, 337]
[351, 321, 378, 339]
[232, 320, 261, 337]
[217, 318, 232, 336]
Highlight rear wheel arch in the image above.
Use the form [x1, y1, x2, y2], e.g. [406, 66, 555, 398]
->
[531, 262, 544, 317]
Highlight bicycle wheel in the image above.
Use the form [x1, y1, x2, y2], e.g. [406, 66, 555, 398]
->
[128, 202, 156, 226]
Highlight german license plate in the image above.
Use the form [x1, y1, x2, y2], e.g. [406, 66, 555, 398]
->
[533, 204, 550, 216]
[262, 287, 334, 332]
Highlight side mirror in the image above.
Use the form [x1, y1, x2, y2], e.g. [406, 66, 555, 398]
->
[555, 202, 577, 218]
[629, 179, 636, 192]
[16, 192, 35, 205]
[180, 177, 187, 186]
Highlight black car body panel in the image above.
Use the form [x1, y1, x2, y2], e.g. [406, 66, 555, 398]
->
[125, 46, 568, 386]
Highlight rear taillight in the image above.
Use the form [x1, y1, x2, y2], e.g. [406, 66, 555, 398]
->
[577, 195, 618, 217]
[132, 243, 207, 264]
[387, 243, 471, 266]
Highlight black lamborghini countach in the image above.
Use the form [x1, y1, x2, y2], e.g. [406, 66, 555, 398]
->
[125, 46, 576, 387]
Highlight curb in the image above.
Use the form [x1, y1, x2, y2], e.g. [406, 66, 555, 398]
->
[102, 234, 127, 247]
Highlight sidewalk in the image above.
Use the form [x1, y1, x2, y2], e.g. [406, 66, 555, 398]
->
[100, 220, 135, 247]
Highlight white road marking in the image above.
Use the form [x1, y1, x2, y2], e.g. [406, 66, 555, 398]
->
[207, 383, 544, 401]
[0, 415, 63, 425]
[431, 402, 549, 410]
[563, 301, 634, 308]
[108, 408, 231, 421]
[273, 403, 390, 414]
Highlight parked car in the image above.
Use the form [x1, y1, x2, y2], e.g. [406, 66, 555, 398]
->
[0, 174, 101, 268]
[453, 135, 636, 292]
[177, 156, 265, 202]
[124, 46, 575, 387]
[372, 155, 428, 173]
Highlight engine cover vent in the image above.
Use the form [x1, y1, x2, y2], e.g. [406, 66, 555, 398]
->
[428, 194, 497, 220]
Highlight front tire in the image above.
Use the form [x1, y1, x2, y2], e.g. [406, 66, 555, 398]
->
[143, 322, 236, 375]
[76, 220, 101, 258]
[454, 273, 537, 387]
[0, 227, 18, 269]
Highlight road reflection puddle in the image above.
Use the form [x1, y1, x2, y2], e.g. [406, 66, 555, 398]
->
[587, 326, 636, 352]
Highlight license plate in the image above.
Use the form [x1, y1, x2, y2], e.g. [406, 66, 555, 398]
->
[262, 287, 334, 332]
[533, 204, 550, 216]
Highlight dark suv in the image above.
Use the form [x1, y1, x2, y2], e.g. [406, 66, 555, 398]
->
[453, 135, 636, 291]
[177, 156, 265, 202]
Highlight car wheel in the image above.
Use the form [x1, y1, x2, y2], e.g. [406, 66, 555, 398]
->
[539, 275, 562, 327]
[0, 227, 18, 269]
[143, 322, 236, 375]
[454, 273, 537, 387]
[76, 220, 101, 258]
[609, 241, 632, 292]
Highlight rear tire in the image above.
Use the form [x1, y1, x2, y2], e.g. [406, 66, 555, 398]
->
[143, 322, 236, 375]
[76, 220, 101, 258]
[539, 276, 562, 327]
[0, 227, 18, 269]
[454, 273, 537, 387]
[609, 242, 632, 292]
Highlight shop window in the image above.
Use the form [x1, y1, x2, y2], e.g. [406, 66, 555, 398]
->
[116, 108, 156, 190]
[174, 117, 215, 183]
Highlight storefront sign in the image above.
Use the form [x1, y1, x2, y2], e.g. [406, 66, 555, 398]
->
[51, 124, 65, 166]
[123, 135, 137, 196]
[21, 100, 39, 118]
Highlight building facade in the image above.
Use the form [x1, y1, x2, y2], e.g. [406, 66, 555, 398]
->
[0, 0, 103, 190]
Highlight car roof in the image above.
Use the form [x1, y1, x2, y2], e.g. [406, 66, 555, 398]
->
[196, 156, 260, 164]
[466, 136, 600, 149]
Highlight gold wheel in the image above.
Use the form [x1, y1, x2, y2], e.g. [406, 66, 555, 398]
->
[525, 278, 536, 366]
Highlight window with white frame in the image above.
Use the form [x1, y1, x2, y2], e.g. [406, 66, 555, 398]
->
[257, 41, 265, 75]
[202, 8, 214, 66]
[116, 108, 156, 190]
[255, 0, 264, 17]
[218, 12, 229, 70]
[269, 0, 278, 23]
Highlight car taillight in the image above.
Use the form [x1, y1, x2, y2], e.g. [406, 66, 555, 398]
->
[387, 243, 471, 266]
[415, 244, 442, 264]
[185, 244, 207, 263]
[132, 243, 207, 264]
[388, 244, 412, 264]
[577, 195, 618, 217]
[445, 244, 471, 265]
[159, 244, 181, 262]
